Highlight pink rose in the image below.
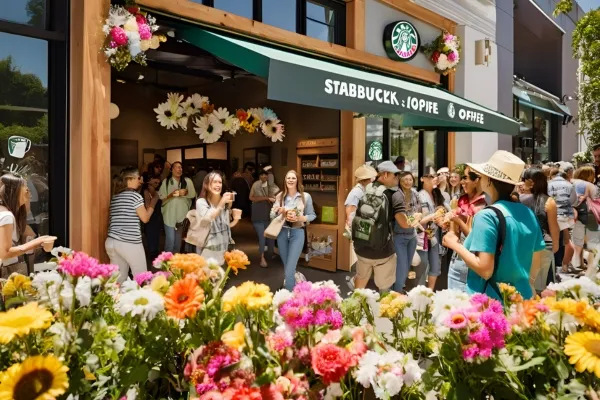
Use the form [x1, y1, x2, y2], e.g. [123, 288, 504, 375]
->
[110, 26, 128, 46]
[138, 23, 152, 40]
[448, 50, 458, 62]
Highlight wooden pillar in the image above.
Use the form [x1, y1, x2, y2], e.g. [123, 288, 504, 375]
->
[69, 0, 111, 261]
[337, 0, 367, 271]
[447, 72, 456, 168]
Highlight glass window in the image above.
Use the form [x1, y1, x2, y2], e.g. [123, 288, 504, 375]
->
[0, 0, 46, 28]
[533, 110, 551, 163]
[263, 0, 296, 33]
[389, 118, 418, 180]
[0, 32, 50, 238]
[306, 1, 336, 43]
[213, 0, 253, 19]
[366, 117, 383, 165]
[423, 131, 438, 174]
[512, 102, 534, 163]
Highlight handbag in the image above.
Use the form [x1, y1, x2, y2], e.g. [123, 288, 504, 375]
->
[265, 214, 285, 239]
[183, 209, 210, 248]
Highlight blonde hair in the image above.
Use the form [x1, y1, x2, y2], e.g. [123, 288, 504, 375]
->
[112, 167, 139, 195]
[574, 166, 595, 183]
[279, 170, 305, 206]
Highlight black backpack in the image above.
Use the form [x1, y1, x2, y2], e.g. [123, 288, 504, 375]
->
[352, 183, 392, 252]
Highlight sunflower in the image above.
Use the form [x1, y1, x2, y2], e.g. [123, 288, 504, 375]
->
[564, 331, 600, 378]
[0, 355, 69, 400]
[2, 274, 33, 297]
[0, 303, 53, 344]
[169, 253, 208, 277]
[193, 115, 224, 144]
[224, 250, 250, 275]
[235, 281, 273, 311]
[221, 322, 247, 351]
[164, 277, 205, 319]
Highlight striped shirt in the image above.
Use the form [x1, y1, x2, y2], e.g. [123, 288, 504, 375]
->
[108, 191, 144, 244]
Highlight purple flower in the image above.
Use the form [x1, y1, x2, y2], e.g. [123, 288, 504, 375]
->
[447, 50, 458, 62]
[134, 271, 154, 286]
[138, 23, 152, 40]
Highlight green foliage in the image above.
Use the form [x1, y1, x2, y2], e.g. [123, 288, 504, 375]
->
[555, 1, 600, 147]
[26, 0, 45, 27]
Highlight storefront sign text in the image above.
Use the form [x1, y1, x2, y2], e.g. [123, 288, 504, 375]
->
[324, 79, 399, 105]
[383, 21, 420, 62]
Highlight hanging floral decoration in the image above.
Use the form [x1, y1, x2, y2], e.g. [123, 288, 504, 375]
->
[102, 4, 166, 71]
[154, 93, 286, 143]
[422, 31, 461, 75]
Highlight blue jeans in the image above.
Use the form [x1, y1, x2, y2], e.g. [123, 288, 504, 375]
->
[164, 225, 182, 254]
[448, 257, 468, 292]
[392, 233, 417, 292]
[253, 221, 275, 257]
[277, 228, 305, 290]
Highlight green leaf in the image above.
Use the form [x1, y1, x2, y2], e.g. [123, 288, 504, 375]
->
[4, 296, 27, 309]
[121, 364, 150, 387]
[555, 359, 570, 380]
[495, 357, 546, 372]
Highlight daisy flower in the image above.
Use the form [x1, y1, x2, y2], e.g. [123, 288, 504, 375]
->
[248, 107, 265, 124]
[154, 93, 184, 130]
[262, 107, 277, 120]
[194, 115, 224, 143]
[564, 331, 600, 378]
[262, 119, 285, 142]
[182, 94, 209, 117]
[164, 277, 205, 319]
[115, 288, 164, 321]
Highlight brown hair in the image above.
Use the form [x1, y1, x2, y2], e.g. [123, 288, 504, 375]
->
[112, 167, 140, 195]
[574, 165, 595, 183]
[279, 170, 305, 207]
[199, 171, 224, 201]
[0, 174, 27, 239]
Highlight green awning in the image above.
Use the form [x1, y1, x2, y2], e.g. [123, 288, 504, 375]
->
[512, 85, 571, 117]
[180, 28, 520, 135]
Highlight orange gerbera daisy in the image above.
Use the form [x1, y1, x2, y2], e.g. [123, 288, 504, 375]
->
[164, 277, 205, 319]
[169, 253, 207, 277]
[224, 250, 250, 275]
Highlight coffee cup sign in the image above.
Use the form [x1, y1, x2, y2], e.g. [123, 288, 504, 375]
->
[8, 136, 32, 159]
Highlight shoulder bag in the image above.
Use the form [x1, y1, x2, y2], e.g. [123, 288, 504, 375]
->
[481, 205, 506, 299]
[264, 194, 285, 239]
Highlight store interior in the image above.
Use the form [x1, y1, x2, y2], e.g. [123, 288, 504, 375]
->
[109, 18, 348, 287]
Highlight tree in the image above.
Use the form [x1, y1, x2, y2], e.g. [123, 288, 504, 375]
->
[26, 0, 45, 27]
[554, 1, 600, 151]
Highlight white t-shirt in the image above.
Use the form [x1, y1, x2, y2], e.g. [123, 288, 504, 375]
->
[0, 210, 19, 266]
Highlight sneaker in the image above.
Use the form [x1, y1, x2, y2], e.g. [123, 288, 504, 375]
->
[346, 276, 355, 291]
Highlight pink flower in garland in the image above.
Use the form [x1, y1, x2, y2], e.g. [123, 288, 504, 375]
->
[134, 271, 154, 286]
[153, 251, 173, 268]
[138, 23, 152, 40]
[110, 26, 128, 46]
[445, 311, 469, 330]
[277, 281, 343, 330]
[135, 14, 147, 25]
[447, 50, 458, 63]
[58, 251, 118, 279]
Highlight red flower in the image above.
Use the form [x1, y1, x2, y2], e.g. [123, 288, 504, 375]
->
[230, 387, 262, 400]
[236, 109, 248, 122]
[110, 27, 128, 47]
[135, 14, 147, 25]
[260, 385, 284, 400]
[432, 50, 441, 63]
[126, 6, 140, 14]
[311, 343, 352, 385]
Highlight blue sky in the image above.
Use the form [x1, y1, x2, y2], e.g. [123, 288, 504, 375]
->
[578, 0, 600, 11]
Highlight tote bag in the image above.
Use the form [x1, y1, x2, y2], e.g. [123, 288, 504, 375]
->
[264, 214, 285, 239]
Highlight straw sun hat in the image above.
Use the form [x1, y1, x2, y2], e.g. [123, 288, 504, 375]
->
[466, 150, 525, 185]
[355, 164, 378, 180]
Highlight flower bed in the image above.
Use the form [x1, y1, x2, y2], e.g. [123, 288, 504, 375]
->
[0, 248, 599, 399]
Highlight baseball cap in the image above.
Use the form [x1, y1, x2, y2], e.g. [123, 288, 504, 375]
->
[377, 161, 401, 174]
[355, 164, 378, 180]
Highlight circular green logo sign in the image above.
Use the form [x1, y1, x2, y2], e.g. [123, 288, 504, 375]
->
[368, 141, 383, 161]
[383, 21, 420, 62]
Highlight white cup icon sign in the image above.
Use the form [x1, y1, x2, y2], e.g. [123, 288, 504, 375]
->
[8, 136, 32, 159]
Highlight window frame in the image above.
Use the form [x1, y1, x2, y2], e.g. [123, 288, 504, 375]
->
[203, 0, 346, 45]
[0, 0, 70, 245]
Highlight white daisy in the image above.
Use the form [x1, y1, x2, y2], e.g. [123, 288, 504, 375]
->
[177, 115, 189, 131]
[107, 6, 129, 29]
[407, 286, 434, 313]
[272, 289, 293, 309]
[51, 246, 72, 258]
[182, 94, 208, 117]
[115, 288, 164, 321]
[154, 93, 183, 130]
[120, 279, 139, 293]
[75, 276, 93, 307]
[436, 53, 450, 72]
[431, 289, 471, 324]
[248, 107, 265, 124]
[547, 276, 600, 300]
[193, 115, 224, 144]
[262, 119, 285, 142]
[224, 115, 241, 135]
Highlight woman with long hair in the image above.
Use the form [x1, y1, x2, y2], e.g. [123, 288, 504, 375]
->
[410, 170, 448, 290]
[391, 171, 421, 292]
[195, 171, 240, 265]
[143, 174, 163, 263]
[443, 151, 545, 300]
[159, 161, 196, 253]
[270, 170, 316, 290]
[0, 174, 56, 277]
[446, 168, 487, 291]
[571, 165, 600, 274]
[106, 167, 158, 282]
[249, 169, 276, 268]
[448, 170, 463, 200]
[520, 168, 560, 291]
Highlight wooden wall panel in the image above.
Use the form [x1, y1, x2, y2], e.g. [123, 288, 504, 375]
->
[70, 0, 111, 261]
[375, 0, 456, 32]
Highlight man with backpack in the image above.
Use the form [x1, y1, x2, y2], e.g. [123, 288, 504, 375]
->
[351, 161, 400, 292]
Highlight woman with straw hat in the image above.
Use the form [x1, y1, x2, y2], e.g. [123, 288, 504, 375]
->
[442, 151, 546, 300]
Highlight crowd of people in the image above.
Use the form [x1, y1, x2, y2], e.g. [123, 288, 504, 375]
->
[104, 146, 600, 297]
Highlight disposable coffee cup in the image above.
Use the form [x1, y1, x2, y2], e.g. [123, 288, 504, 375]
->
[232, 208, 242, 219]
[42, 240, 55, 252]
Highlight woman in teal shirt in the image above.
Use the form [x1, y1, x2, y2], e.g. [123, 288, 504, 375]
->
[443, 151, 545, 300]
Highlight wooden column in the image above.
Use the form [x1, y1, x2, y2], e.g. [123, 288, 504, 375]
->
[337, 0, 367, 271]
[70, 0, 111, 261]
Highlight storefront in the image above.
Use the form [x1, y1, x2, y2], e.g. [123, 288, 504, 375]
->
[68, 0, 518, 271]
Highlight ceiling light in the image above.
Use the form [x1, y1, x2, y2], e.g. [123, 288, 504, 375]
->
[116, 79, 126, 84]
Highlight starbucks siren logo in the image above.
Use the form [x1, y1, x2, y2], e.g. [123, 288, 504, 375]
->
[383, 21, 420, 62]
[368, 141, 383, 161]
[447, 103, 456, 119]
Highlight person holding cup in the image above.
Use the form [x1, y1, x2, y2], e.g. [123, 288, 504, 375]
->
[159, 161, 196, 253]
[0, 174, 56, 278]
[195, 171, 241, 265]
[270, 170, 317, 290]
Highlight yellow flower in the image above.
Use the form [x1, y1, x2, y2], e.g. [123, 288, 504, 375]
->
[222, 286, 237, 312]
[0, 355, 69, 400]
[379, 292, 409, 319]
[150, 274, 170, 296]
[224, 250, 250, 275]
[564, 331, 600, 378]
[583, 308, 600, 331]
[0, 303, 53, 344]
[221, 322, 246, 351]
[169, 253, 207, 277]
[498, 283, 516, 296]
[221, 282, 273, 311]
[123, 17, 138, 32]
[82, 366, 96, 381]
[2, 274, 33, 297]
